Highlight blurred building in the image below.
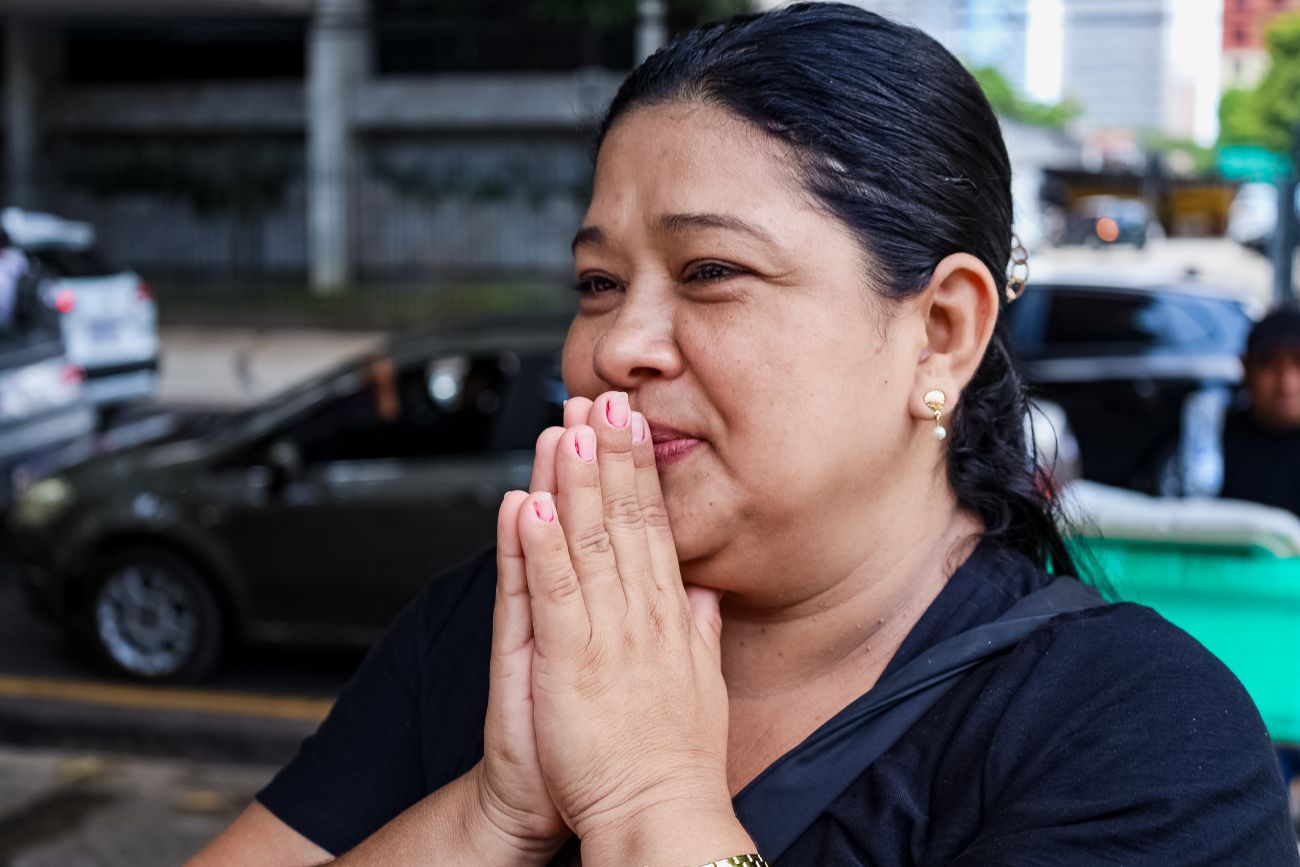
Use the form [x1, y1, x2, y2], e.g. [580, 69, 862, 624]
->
[1060, 0, 1172, 133]
[839, 0, 1036, 97]
[1063, 0, 1222, 145]
[0, 0, 642, 292]
[1222, 0, 1300, 89]
[839, 0, 1221, 145]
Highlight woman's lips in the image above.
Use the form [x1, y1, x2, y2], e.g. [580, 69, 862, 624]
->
[647, 420, 703, 467]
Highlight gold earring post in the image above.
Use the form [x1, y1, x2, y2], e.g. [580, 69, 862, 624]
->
[923, 389, 947, 441]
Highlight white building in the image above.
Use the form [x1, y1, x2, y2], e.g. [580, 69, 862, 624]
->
[828, 0, 1036, 96]
[785, 0, 1221, 144]
[1062, 0, 1221, 142]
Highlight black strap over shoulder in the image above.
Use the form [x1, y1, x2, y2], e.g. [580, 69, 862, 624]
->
[732, 576, 1106, 862]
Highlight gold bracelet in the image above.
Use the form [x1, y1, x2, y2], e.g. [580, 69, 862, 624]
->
[700, 857, 769, 867]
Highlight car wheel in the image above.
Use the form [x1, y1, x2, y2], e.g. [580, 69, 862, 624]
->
[83, 547, 223, 682]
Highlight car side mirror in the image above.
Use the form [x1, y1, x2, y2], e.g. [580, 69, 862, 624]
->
[265, 438, 302, 490]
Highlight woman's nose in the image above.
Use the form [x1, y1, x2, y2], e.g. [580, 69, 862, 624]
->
[592, 291, 684, 388]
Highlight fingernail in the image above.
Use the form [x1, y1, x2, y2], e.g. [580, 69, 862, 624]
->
[575, 428, 596, 462]
[606, 393, 629, 428]
[632, 411, 647, 444]
[533, 492, 555, 523]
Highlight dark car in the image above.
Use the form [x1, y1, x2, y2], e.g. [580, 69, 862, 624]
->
[1060, 196, 1156, 249]
[8, 317, 569, 680]
[1006, 268, 1258, 497]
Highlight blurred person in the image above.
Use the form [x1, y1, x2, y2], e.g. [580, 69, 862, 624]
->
[192, 5, 1297, 865]
[1221, 305, 1300, 518]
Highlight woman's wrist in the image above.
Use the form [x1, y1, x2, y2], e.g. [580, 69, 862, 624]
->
[460, 764, 568, 866]
[578, 798, 755, 867]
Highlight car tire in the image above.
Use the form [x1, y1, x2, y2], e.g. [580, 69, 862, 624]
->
[81, 546, 224, 682]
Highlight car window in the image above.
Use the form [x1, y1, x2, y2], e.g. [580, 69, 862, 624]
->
[26, 246, 122, 278]
[1037, 289, 1232, 356]
[286, 352, 512, 463]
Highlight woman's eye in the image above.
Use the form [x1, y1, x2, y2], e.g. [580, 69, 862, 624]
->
[573, 275, 621, 295]
[687, 262, 741, 282]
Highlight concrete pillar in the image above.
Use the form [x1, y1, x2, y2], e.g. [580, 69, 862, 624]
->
[307, 0, 367, 294]
[635, 0, 667, 65]
[5, 18, 39, 210]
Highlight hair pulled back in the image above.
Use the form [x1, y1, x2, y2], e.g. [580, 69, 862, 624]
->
[596, 2, 1075, 575]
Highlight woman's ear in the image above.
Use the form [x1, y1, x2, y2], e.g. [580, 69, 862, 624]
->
[909, 252, 999, 419]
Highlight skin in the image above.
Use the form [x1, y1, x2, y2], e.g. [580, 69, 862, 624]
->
[188, 101, 1000, 865]
[1244, 346, 1300, 431]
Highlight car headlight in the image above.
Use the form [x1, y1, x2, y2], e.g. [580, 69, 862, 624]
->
[13, 477, 76, 528]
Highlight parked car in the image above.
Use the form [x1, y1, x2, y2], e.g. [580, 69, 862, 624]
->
[1060, 196, 1158, 249]
[8, 316, 568, 680]
[3, 208, 159, 412]
[1006, 266, 1259, 497]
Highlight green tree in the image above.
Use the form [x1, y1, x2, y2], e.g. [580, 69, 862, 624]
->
[969, 66, 1079, 130]
[1218, 13, 1300, 153]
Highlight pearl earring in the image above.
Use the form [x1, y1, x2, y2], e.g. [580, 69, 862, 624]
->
[923, 389, 947, 441]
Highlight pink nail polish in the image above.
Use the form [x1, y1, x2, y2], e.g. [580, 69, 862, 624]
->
[632, 412, 647, 444]
[606, 393, 629, 428]
[533, 492, 555, 523]
[576, 428, 596, 462]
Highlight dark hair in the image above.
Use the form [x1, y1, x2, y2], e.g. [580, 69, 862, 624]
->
[1246, 303, 1300, 359]
[595, 2, 1077, 576]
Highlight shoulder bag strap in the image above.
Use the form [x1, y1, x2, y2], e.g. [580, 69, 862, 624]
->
[732, 576, 1106, 862]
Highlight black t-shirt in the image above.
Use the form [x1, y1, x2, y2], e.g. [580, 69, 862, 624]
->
[258, 543, 1298, 864]
[1222, 408, 1300, 518]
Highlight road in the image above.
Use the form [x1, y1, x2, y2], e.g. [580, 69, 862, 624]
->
[0, 554, 355, 864]
[0, 744, 272, 866]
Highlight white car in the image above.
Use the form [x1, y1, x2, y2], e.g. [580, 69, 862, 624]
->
[2, 208, 159, 410]
[0, 329, 95, 506]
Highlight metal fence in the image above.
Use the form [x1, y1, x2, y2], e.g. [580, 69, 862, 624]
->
[22, 129, 593, 325]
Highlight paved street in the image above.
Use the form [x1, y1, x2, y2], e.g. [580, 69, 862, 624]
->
[0, 745, 272, 866]
[156, 326, 385, 409]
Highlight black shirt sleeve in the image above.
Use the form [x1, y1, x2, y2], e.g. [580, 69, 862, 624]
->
[255, 549, 496, 856]
[949, 605, 1298, 866]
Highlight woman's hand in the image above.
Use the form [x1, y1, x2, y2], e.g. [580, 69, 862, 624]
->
[471, 496, 570, 861]
[472, 397, 608, 860]
[507, 391, 755, 864]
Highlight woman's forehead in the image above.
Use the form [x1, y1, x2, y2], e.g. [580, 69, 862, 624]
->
[586, 104, 813, 237]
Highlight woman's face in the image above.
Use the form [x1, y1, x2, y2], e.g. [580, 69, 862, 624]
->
[562, 103, 931, 596]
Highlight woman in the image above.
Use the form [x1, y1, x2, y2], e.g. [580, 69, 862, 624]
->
[193, 5, 1297, 864]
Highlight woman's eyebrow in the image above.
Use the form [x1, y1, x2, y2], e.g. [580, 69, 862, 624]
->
[653, 212, 776, 245]
[571, 225, 607, 254]
[571, 212, 776, 255]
